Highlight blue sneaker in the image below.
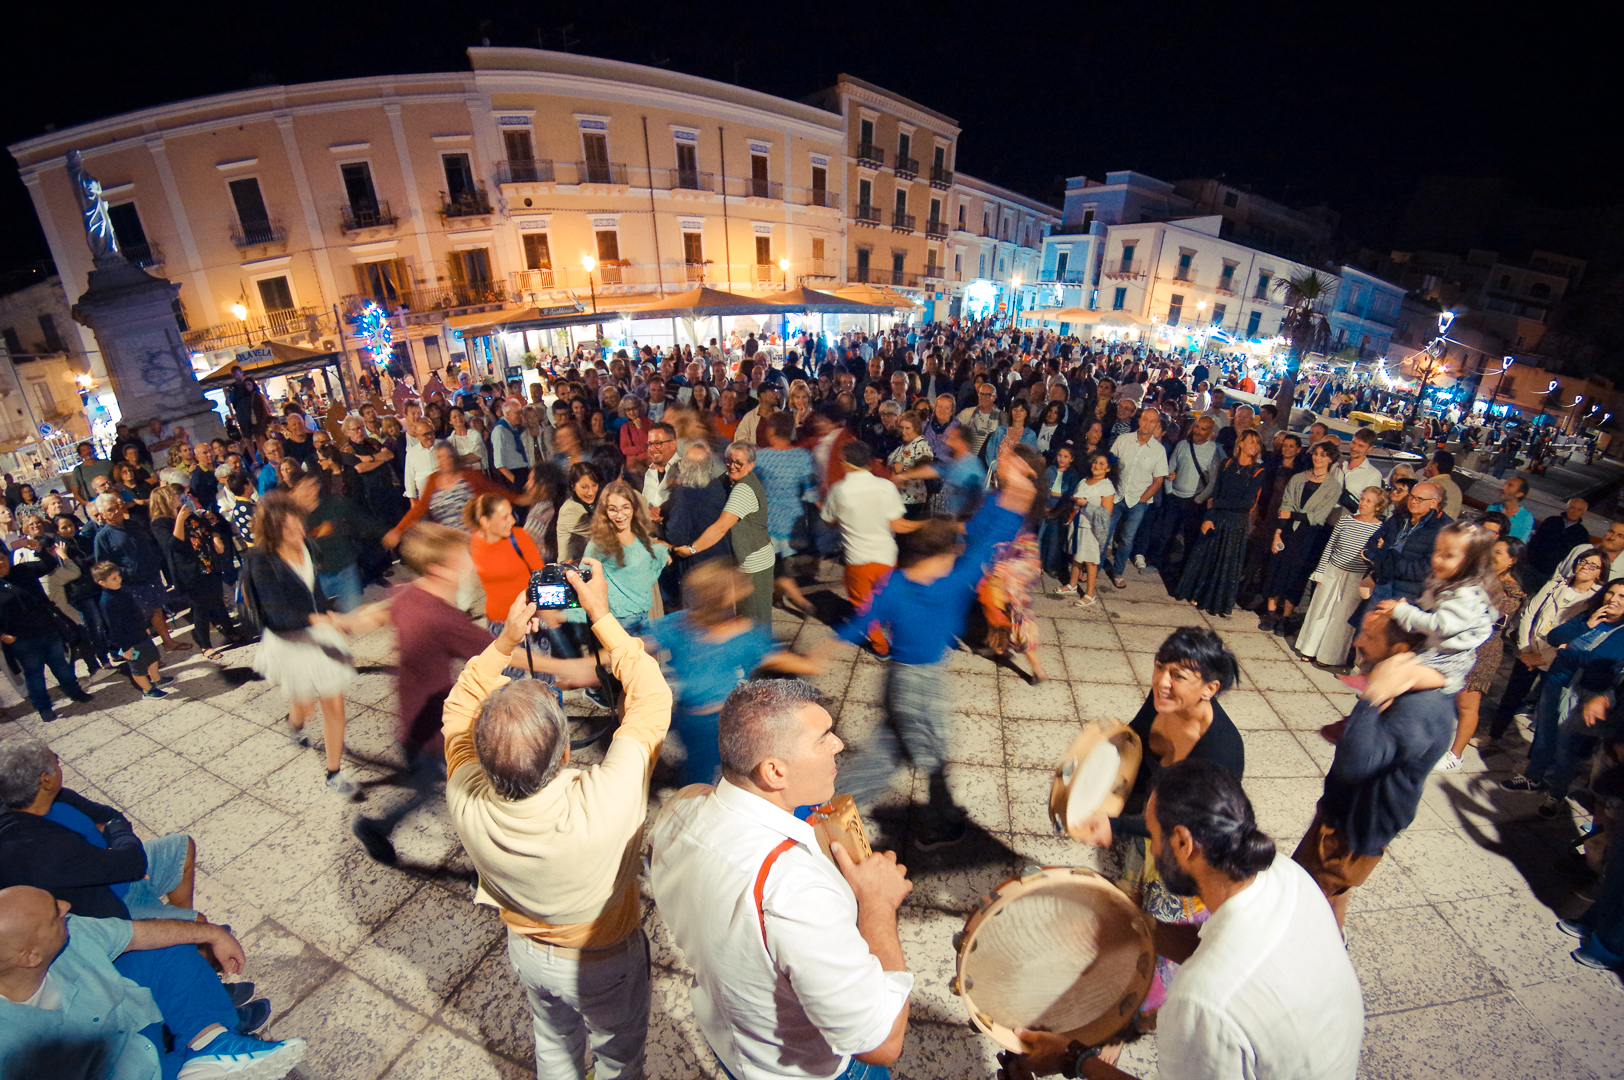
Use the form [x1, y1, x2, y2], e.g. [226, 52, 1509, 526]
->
[1557, 918, 1587, 939]
[177, 1030, 306, 1079]
[143, 687, 169, 699]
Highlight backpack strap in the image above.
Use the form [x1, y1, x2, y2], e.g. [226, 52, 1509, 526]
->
[753, 838, 797, 949]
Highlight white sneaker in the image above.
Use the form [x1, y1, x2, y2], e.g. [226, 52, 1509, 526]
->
[326, 770, 360, 798]
[1433, 751, 1462, 773]
[1055, 584, 1077, 596]
[1133, 555, 1147, 570]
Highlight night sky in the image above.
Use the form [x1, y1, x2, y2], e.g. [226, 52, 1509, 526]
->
[0, 1, 1608, 279]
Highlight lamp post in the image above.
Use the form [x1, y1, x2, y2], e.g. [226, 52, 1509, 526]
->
[1010, 273, 1023, 327]
[581, 254, 598, 315]
[1407, 309, 1456, 425]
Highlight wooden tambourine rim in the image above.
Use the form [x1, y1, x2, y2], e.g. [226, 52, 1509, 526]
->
[1047, 719, 1144, 840]
[952, 866, 1155, 1052]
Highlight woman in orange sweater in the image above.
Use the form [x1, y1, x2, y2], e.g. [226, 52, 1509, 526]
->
[466, 492, 545, 628]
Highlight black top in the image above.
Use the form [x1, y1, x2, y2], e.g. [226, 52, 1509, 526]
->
[1207, 459, 1268, 516]
[1113, 691, 1246, 839]
[0, 789, 145, 919]
[1322, 693, 1455, 856]
[1527, 515, 1592, 577]
[0, 561, 59, 640]
[240, 544, 333, 635]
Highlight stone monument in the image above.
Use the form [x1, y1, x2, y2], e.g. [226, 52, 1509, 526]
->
[66, 150, 224, 442]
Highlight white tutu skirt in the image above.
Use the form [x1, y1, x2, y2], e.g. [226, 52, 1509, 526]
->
[253, 623, 355, 703]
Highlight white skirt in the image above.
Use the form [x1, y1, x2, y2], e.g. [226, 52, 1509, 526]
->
[253, 622, 355, 703]
[1295, 566, 1364, 666]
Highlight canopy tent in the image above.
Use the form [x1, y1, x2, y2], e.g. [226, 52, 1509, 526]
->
[444, 307, 547, 338]
[1024, 306, 1095, 323]
[765, 285, 890, 314]
[623, 286, 775, 318]
[198, 340, 344, 391]
[1094, 312, 1151, 327]
[832, 283, 919, 308]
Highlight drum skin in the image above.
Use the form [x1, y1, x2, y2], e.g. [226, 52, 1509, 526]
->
[952, 867, 1154, 1052]
[1048, 719, 1143, 840]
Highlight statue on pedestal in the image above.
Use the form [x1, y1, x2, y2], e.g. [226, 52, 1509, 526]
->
[65, 150, 123, 268]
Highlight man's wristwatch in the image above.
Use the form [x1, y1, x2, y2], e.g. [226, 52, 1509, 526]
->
[1061, 1041, 1101, 1079]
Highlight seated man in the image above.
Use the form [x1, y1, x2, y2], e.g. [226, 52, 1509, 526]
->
[650, 679, 915, 1079]
[0, 885, 304, 1079]
[0, 738, 197, 924]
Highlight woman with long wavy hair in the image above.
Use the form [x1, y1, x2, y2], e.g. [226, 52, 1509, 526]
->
[552, 479, 669, 636]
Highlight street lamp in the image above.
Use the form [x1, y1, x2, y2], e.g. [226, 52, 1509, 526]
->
[230, 302, 248, 321]
[778, 256, 790, 286]
[581, 254, 598, 315]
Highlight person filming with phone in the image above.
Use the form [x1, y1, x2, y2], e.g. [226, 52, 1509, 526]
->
[439, 555, 672, 1079]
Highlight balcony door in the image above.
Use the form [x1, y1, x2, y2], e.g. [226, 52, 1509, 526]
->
[750, 153, 769, 198]
[355, 259, 407, 307]
[229, 178, 270, 230]
[582, 132, 610, 183]
[676, 142, 699, 188]
[503, 130, 534, 164]
[595, 230, 622, 283]
[341, 162, 379, 214]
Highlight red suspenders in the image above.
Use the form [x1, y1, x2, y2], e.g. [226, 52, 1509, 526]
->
[753, 838, 797, 948]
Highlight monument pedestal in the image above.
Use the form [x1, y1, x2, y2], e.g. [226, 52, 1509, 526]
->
[72, 260, 224, 442]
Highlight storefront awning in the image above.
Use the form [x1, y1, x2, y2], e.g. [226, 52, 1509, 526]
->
[198, 340, 342, 390]
[832, 283, 920, 309]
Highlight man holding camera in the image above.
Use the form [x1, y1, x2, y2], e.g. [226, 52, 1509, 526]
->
[440, 556, 672, 1079]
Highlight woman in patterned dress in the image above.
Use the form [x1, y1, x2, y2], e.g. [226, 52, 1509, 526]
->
[978, 446, 1050, 681]
[886, 412, 936, 520]
[1442, 535, 1528, 771]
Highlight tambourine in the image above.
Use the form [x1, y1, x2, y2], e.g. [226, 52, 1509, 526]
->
[952, 866, 1155, 1052]
[807, 794, 872, 864]
[1047, 718, 1142, 840]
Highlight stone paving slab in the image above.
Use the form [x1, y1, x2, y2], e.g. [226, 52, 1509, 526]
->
[3, 560, 1622, 1079]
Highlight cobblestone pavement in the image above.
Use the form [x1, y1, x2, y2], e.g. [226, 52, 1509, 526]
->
[3, 563, 1621, 1080]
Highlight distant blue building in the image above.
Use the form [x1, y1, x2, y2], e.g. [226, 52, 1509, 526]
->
[1326, 267, 1405, 360]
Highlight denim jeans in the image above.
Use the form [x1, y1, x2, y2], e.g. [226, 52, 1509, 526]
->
[1524, 679, 1568, 786]
[505, 928, 651, 1080]
[11, 632, 83, 716]
[841, 661, 951, 815]
[318, 563, 362, 613]
[113, 943, 239, 1080]
[1107, 499, 1154, 578]
[1579, 818, 1624, 957]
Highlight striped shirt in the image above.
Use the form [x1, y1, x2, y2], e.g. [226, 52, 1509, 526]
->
[1318, 515, 1382, 574]
[723, 481, 776, 573]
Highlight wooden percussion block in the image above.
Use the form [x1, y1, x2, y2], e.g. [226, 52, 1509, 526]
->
[807, 794, 872, 864]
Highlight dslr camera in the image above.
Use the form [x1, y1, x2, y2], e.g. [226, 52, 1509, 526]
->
[527, 562, 593, 610]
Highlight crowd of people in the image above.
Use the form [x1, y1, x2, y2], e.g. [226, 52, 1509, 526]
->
[2, 318, 1622, 1080]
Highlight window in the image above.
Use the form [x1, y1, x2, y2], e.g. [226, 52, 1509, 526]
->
[1211, 303, 1226, 326]
[1246, 310, 1263, 336]
[811, 165, 827, 194]
[1176, 251, 1194, 280]
[503, 130, 534, 163]
[340, 162, 379, 212]
[856, 248, 871, 280]
[893, 188, 907, 215]
[442, 154, 475, 200]
[1219, 262, 1237, 291]
[582, 132, 610, 183]
[979, 253, 986, 276]
[675, 143, 699, 185]
[595, 230, 620, 262]
[933, 145, 946, 170]
[858, 178, 872, 208]
[354, 259, 406, 306]
[954, 252, 962, 275]
[897, 132, 911, 162]
[750, 152, 770, 198]
[523, 233, 552, 270]
[1119, 242, 1136, 273]
[1081, 209, 1095, 229]
[256, 276, 294, 313]
[859, 118, 874, 145]
[1529, 282, 1551, 299]
[1055, 251, 1070, 280]
[228, 177, 270, 226]
[1112, 287, 1127, 311]
[1223, 191, 1238, 208]
[812, 237, 825, 262]
[1499, 274, 1512, 289]
[930, 197, 942, 224]
[107, 202, 149, 256]
[983, 210, 990, 234]
[755, 236, 772, 266]
[33, 381, 56, 416]
[958, 204, 966, 227]
[1, 327, 19, 354]
[38, 313, 63, 353]
[451, 249, 492, 286]
[1255, 271, 1271, 300]
[892, 252, 906, 281]
[683, 232, 704, 265]
[926, 250, 938, 275]
[1168, 293, 1184, 326]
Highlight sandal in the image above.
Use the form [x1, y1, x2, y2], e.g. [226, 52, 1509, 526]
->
[166, 641, 194, 651]
[1111, 576, 1127, 589]
[202, 648, 228, 661]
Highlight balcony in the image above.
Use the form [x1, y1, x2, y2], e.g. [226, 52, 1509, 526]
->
[850, 267, 921, 288]
[399, 281, 509, 311]
[230, 219, 286, 248]
[924, 218, 948, 240]
[930, 166, 953, 190]
[752, 264, 783, 285]
[666, 169, 716, 193]
[923, 265, 945, 281]
[855, 204, 883, 227]
[1041, 270, 1089, 284]
[1215, 279, 1237, 296]
[340, 201, 396, 232]
[805, 188, 841, 210]
[890, 210, 916, 233]
[440, 187, 493, 219]
[731, 177, 783, 200]
[496, 159, 555, 184]
[1103, 260, 1145, 280]
[572, 160, 629, 186]
[685, 263, 709, 283]
[511, 268, 556, 295]
[122, 240, 163, 270]
[1172, 270, 1195, 284]
[803, 258, 838, 279]
[181, 303, 323, 351]
[894, 155, 919, 180]
[855, 142, 885, 169]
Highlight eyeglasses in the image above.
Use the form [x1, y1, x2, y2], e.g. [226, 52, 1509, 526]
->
[725, 458, 748, 468]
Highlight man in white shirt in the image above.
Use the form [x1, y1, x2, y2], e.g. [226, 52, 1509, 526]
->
[644, 378, 669, 422]
[1202, 387, 1230, 429]
[1191, 380, 1212, 414]
[401, 420, 438, 500]
[1106, 409, 1169, 585]
[650, 679, 915, 1080]
[1555, 519, 1624, 582]
[823, 440, 911, 653]
[1014, 759, 1363, 1080]
[641, 422, 677, 520]
[1340, 427, 1383, 508]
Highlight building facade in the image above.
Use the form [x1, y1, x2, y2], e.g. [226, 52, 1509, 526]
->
[0, 270, 97, 472]
[1325, 266, 1405, 360]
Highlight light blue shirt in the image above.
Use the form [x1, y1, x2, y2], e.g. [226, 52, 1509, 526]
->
[1487, 502, 1535, 541]
[0, 916, 163, 1080]
[566, 537, 669, 629]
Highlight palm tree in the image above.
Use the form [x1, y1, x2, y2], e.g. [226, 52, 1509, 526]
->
[1270, 271, 1335, 423]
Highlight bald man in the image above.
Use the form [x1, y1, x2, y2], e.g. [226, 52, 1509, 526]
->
[0, 885, 304, 1079]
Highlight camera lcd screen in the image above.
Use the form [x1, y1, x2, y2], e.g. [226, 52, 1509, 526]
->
[533, 584, 570, 608]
